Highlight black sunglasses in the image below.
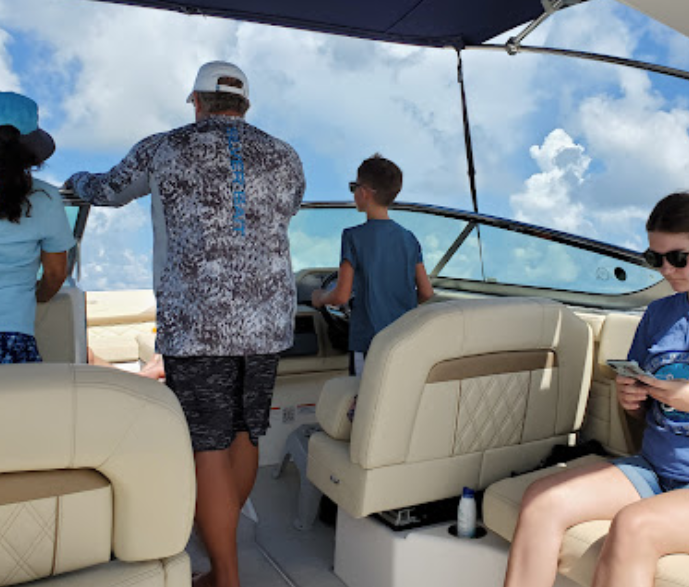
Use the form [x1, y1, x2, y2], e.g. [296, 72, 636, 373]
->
[348, 181, 361, 193]
[643, 248, 689, 269]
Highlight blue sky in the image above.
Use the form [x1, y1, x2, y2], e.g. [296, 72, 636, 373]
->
[2, 0, 689, 290]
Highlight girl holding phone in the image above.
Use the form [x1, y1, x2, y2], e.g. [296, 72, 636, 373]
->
[504, 193, 689, 587]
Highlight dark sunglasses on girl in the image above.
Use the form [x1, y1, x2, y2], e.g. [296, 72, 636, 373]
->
[643, 248, 689, 269]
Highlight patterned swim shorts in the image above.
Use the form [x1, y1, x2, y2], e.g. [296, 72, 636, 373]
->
[0, 332, 42, 364]
[163, 354, 279, 452]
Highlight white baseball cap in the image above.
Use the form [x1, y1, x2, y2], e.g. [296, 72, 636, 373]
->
[187, 61, 250, 105]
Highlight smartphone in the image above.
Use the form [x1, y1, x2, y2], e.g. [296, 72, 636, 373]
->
[606, 360, 655, 379]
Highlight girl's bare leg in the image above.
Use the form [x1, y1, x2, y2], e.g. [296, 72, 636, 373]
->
[504, 462, 641, 587]
[593, 488, 689, 587]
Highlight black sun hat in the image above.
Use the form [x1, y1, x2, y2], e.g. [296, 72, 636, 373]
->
[0, 92, 55, 164]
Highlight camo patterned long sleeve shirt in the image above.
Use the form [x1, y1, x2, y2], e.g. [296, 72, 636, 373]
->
[68, 116, 305, 357]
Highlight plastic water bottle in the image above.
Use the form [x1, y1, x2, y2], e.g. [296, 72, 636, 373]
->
[457, 486, 477, 538]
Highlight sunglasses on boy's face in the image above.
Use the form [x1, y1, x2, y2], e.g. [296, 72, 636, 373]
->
[643, 248, 689, 269]
[348, 181, 376, 194]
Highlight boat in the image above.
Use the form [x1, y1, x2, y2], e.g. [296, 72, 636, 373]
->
[2, 1, 689, 586]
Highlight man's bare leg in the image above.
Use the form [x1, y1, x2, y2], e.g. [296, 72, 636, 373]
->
[228, 432, 259, 505]
[193, 432, 259, 587]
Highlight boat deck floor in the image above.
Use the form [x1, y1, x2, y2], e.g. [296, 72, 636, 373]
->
[187, 462, 345, 587]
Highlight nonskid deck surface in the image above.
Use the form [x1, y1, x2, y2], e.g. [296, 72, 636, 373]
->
[187, 463, 345, 587]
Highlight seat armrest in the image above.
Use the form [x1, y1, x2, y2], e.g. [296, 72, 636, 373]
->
[316, 376, 360, 441]
[0, 364, 195, 562]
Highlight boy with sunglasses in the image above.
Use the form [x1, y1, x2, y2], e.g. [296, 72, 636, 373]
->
[311, 154, 434, 377]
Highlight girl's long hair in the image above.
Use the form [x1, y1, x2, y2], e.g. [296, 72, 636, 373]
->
[0, 124, 34, 223]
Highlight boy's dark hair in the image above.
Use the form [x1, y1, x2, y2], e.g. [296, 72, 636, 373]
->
[647, 192, 689, 233]
[357, 153, 402, 207]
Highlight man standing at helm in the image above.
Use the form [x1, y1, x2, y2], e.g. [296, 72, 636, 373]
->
[65, 61, 306, 587]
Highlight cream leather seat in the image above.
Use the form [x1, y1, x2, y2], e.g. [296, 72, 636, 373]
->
[484, 455, 689, 587]
[0, 364, 195, 586]
[307, 297, 593, 518]
[482, 310, 689, 587]
[35, 286, 87, 364]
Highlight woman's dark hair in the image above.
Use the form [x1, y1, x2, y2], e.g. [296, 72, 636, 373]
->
[0, 124, 35, 223]
[646, 192, 689, 234]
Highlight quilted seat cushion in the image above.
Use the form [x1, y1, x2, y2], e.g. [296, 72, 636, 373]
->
[0, 470, 112, 586]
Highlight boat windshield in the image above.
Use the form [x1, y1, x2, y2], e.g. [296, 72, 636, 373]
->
[291, 204, 662, 298]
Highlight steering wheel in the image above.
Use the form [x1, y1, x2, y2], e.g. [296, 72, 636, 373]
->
[317, 271, 351, 352]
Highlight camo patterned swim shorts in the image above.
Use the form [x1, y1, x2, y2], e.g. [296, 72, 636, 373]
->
[163, 354, 279, 452]
[0, 332, 42, 364]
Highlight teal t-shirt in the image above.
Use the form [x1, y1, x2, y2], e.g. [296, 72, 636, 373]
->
[341, 219, 423, 353]
[0, 180, 75, 336]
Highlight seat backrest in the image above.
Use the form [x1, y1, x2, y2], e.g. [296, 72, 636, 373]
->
[581, 311, 643, 455]
[34, 285, 87, 363]
[350, 297, 593, 489]
[0, 364, 195, 585]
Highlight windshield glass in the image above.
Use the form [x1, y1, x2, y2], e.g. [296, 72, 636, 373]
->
[65, 205, 79, 235]
[291, 206, 663, 296]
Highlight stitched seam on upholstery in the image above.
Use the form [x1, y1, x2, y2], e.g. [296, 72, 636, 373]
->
[96, 403, 152, 469]
[25, 502, 55, 579]
[74, 369, 189, 426]
[520, 371, 531, 443]
[70, 366, 77, 468]
[51, 496, 60, 576]
[0, 503, 53, 583]
[78, 380, 189, 432]
[107, 563, 161, 586]
[0, 505, 23, 585]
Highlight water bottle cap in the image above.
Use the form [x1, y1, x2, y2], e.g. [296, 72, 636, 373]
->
[462, 487, 475, 498]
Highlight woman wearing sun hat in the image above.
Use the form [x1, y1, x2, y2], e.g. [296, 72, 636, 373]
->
[0, 92, 74, 363]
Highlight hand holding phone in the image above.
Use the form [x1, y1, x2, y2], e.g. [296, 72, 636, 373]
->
[607, 360, 656, 380]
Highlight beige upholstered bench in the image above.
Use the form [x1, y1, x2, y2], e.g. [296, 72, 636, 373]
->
[0, 364, 195, 586]
[483, 455, 689, 587]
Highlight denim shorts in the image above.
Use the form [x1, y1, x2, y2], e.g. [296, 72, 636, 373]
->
[0, 332, 42, 364]
[613, 454, 689, 498]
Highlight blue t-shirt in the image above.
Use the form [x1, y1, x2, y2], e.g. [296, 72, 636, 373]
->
[341, 219, 422, 352]
[628, 292, 689, 481]
[0, 180, 75, 336]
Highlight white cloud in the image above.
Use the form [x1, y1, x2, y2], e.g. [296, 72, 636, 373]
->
[290, 228, 340, 273]
[574, 82, 689, 207]
[80, 247, 152, 291]
[78, 204, 153, 290]
[510, 129, 592, 234]
[0, 0, 469, 204]
[0, 29, 19, 91]
[2, 0, 687, 290]
[0, 0, 241, 149]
